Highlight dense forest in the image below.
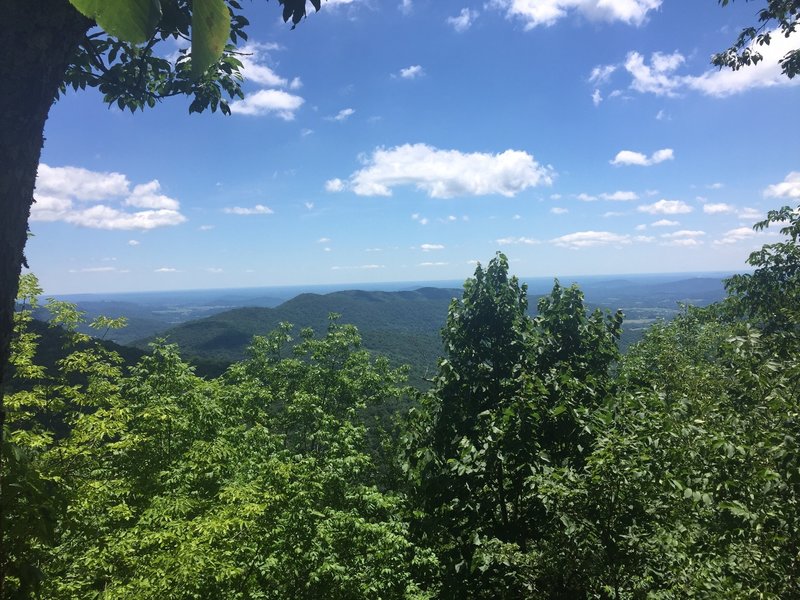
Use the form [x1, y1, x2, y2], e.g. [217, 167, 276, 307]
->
[4, 204, 799, 598]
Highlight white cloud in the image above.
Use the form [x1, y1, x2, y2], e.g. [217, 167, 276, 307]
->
[199, 224, 215, 231]
[603, 211, 625, 217]
[330, 107, 355, 121]
[665, 238, 703, 247]
[489, 0, 661, 29]
[686, 30, 800, 97]
[703, 202, 735, 214]
[124, 181, 180, 210]
[625, 50, 685, 96]
[611, 148, 674, 166]
[576, 193, 597, 201]
[223, 204, 273, 215]
[420, 243, 445, 251]
[32, 165, 187, 230]
[592, 89, 602, 106]
[289, 77, 302, 90]
[661, 229, 705, 238]
[589, 64, 617, 84]
[154, 267, 178, 273]
[764, 171, 800, 199]
[620, 29, 799, 98]
[36, 164, 130, 201]
[317, 237, 331, 243]
[550, 207, 568, 214]
[206, 267, 224, 273]
[399, 0, 413, 14]
[496, 236, 540, 245]
[638, 199, 693, 215]
[713, 226, 777, 245]
[398, 65, 424, 79]
[345, 143, 554, 198]
[512, 214, 521, 220]
[635, 223, 647, 231]
[447, 8, 478, 32]
[231, 89, 304, 119]
[128, 239, 140, 246]
[707, 182, 724, 190]
[411, 213, 430, 225]
[237, 43, 289, 87]
[305, 201, 315, 210]
[325, 178, 345, 192]
[738, 207, 762, 221]
[651, 219, 679, 227]
[601, 190, 639, 201]
[552, 230, 631, 249]
[78, 266, 117, 273]
[419, 262, 448, 267]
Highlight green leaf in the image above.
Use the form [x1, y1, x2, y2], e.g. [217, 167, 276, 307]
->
[192, 0, 231, 78]
[69, 0, 162, 44]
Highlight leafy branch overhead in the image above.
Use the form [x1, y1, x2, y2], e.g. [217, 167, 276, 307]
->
[713, 0, 800, 78]
[64, 0, 324, 113]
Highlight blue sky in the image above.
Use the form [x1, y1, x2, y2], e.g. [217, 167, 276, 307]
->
[28, 0, 800, 293]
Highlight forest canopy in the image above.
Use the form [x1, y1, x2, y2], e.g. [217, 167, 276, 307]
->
[3, 203, 799, 598]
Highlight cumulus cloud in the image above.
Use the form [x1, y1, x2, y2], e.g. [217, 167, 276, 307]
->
[611, 148, 674, 166]
[687, 31, 799, 97]
[36, 164, 129, 200]
[128, 239, 140, 246]
[398, 65, 424, 79]
[552, 230, 631, 249]
[715, 227, 758, 245]
[651, 219, 679, 227]
[496, 236, 540, 245]
[32, 164, 185, 230]
[223, 204, 273, 215]
[738, 207, 762, 221]
[615, 30, 799, 98]
[420, 243, 445, 251]
[489, 0, 661, 29]
[231, 89, 304, 118]
[638, 199, 693, 214]
[124, 181, 180, 210]
[592, 89, 603, 106]
[625, 50, 685, 96]
[447, 8, 478, 32]
[576, 193, 597, 202]
[330, 107, 355, 121]
[325, 178, 345, 192]
[550, 207, 568, 214]
[342, 143, 553, 198]
[703, 202, 736, 214]
[661, 229, 705, 239]
[764, 171, 800, 199]
[601, 190, 639, 201]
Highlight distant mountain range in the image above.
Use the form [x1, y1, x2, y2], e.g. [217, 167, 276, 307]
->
[129, 276, 729, 385]
[133, 287, 460, 385]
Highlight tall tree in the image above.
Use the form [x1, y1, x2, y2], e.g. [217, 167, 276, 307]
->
[0, 0, 322, 593]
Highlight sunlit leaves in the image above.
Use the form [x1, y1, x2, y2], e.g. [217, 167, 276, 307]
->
[191, 0, 231, 78]
[69, 0, 163, 44]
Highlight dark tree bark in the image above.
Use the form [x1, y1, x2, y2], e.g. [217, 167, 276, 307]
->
[0, 0, 90, 593]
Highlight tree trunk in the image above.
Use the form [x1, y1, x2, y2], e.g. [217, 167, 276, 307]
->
[0, 0, 90, 594]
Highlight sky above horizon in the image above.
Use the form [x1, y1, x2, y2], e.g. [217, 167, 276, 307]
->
[28, 0, 800, 294]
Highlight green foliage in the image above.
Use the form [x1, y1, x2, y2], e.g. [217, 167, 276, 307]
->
[7, 204, 800, 598]
[713, 0, 800, 78]
[6, 296, 432, 599]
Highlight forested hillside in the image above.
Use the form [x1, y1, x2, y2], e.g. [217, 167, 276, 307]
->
[135, 287, 459, 383]
[3, 205, 799, 598]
